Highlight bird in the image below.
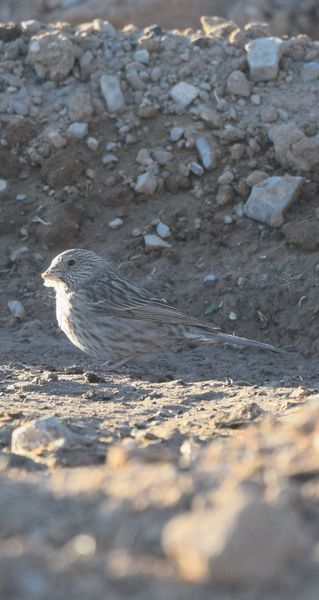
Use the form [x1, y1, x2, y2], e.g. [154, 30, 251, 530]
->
[42, 248, 280, 370]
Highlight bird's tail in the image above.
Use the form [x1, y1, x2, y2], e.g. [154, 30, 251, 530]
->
[185, 331, 281, 353]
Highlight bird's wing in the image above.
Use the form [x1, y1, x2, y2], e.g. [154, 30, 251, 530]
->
[83, 271, 220, 331]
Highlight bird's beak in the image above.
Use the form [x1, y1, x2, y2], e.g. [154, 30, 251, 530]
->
[42, 269, 64, 286]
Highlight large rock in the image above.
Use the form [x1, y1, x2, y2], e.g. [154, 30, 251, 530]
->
[246, 37, 283, 82]
[27, 31, 75, 82]
[244, 175, 303, 227]
[270, 123, 319, 171]
[162, 486, 306, 585]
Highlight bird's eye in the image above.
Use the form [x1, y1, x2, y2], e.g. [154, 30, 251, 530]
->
[67, 259, 75, 266]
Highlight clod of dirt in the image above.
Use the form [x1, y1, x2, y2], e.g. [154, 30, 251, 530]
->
[282, 218, 319, 251]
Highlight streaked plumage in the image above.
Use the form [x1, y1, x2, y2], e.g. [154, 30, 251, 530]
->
[42, 249, 280, 368]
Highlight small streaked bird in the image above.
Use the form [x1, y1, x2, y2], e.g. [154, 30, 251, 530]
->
[42, 249, 280, 370]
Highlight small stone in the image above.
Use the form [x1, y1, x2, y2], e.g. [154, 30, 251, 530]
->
[8, 300, 26, 320]
[228, 311, 237, 320]
[246, 37, 283, 82]
[301, 61, 319, 81]
[244, 175, 303, 227]
[0, 179, 8, 194]
[102, 154, 118, 165]
[195, 137, 214, 170]
[227, 70, 250, 97]
[16, 194, 27, 201]
[67, 122, 88, 140]
[193, 104, 223, 127]
[246, 171, 268, 187]
[203, 274, 218, 284]
[11, 416, 74, 456]
[10, 246, 28, 262]
[189, 162, 204, 176]
[251, 94, 261, 105]
[87, 137, 99, 151]
[217, 185, 234, 206]
[170, 127, 184, 142]
[136, 148, 153, 165]
[100, 75, 126, 113]
[12, 100, 29, 116]
[46, 130, 66, 149]
[170, 82, 199, 108]
[109, 218, 124, 230]
[67, 90, 93, 122]
[156, 222, 171, 239]
[144, 234, 172, 250]
[151, 148, 172, 165]
[133, 49, 150, 64]
[135, 172, 158, 195]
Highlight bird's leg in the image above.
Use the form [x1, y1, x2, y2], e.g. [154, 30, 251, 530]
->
[102, 354, 137, 373]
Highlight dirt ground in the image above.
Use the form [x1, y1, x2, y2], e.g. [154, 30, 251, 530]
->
[1, 12, 319, 599]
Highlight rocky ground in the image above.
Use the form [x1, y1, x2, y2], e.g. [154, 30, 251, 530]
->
[1, 9, 319, 600]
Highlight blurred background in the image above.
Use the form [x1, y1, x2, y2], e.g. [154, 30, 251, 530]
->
[0, 0, 319, 38]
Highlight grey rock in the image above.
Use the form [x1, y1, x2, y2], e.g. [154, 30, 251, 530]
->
[170, 81, 199, 108]
[100, 74, 126, 113]
[189, 162, 204, 176]
[227, 70, 250, 97]
[135, 172, 158, 195]
[87, 137, 99, 151]
[11, 416, 75, 456]
[301, 61, 319, 81]
[144, 234, 172, 250]
[8, 300, 26, 320]
[27, 32, 75, 82]
[67, 89, 93, 122]
[67, 122, 88, 139]
[0, 179, 8, 194]
[12, 100, 29, 116]
[195, 137, 214, 170]
[108, 218, 124, 230]
[270, 122, 319, 171]
[244, 175, 303, 227]
[170, 126, 184, 142]
[246, 37, 283, 82]
[133, 48, 150, 64]
[156, 222, 171, 239]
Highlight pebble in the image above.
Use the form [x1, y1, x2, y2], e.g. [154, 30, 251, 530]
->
[136, 148, 153, 165]
[203, 274, 218, 284]
[144, 234, 172, 250]
[246, 37, 283, 82]
[10, 246, 28, 262]
[195, 137, 214, 170]
[189, 162, 204, 176]
[170, 126, 184, 142]
[100, 74, 126, 113]
[226, 70, 250, 97]
[270, 122, 319, 171]
[8, 300, 26, 319]
[108, 218, 124, 230]
[133, 49, 150, 64]
[0, 179, 8, 194]
[11, 416, 74, 456]
[67, 122, 88, 140]
[102, 154, 118, 165]
[156, 222, 171, 239]
[12, 100, 29, 116]
[170, 81, 199, 108]
[16, 193, 27, 201]
[301, 61, 319, 81]
[244, 175, 303, 227]
[135, 172, 158, 195]
[87, 137, 99, 151]
[67, 90, 93, 122]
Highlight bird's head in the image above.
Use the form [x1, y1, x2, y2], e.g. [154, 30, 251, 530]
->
[42, 249, 106, 289]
